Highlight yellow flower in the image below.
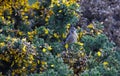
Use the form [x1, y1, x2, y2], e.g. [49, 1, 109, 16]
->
[29, 35, 33, 41]
[97, 51, 102, 57]
[87, 23, 94, 29]
[1, 17, 5, 21]
[45, 17, 49, 21]
[28, 32, 32, 35]
[65, 2, 71, 7]
[33, 30, 37, 34]
[33, 2, 40, 9]
[26, 21, 30, 25]
[79, 32, 83, 39]
[66, 23, 70, 29]
[47, 46, 52, 51]
[103, 61, 108, 66]
[62, 33, 66, 38]
[22, 38, 26, 41]
[21, 11, 25, 15]
[80, 47, 83, 50]
[42, 48, 46, 53]
[96, 31, 101, 35]
[52, 0, 59, 4]
[18, 31, 24, 36]
[29, 55, 34, 60]
[29, 61, 32, 64]
[24, 7, 28, 12]
[53, 33, 59, 38]
[0, 42, 5, 47]
[6, 21, 11, 25]
[77, 42, 84, 46]
[90, 30, 94, 33]
[81, 52, 85, 56]
[57, 3, 60, 6]
[58, 10, 62, 13]
[48, 10, 54, 15]
[22, 45, 27, 52]
[41, 61, 47, 65]
[44, 28, 49, 34]
[22, 67, 25, 70]
[62, 0, 66, 3]
[6, 36, 11, 40]
[37, 60, 40, 64]
[51, 64, 54, 67]
[50, 4, 54, 8]
[24, 16, 28, 19]
[12, 38, 18, 42]
[0, 12, 2, 15]
[45, 16, 50, 22]
[65, 43, 69, 49]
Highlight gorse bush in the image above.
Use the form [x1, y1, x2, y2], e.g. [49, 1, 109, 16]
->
[0, 34, 36, 75]
[0, 0, 120, 76]
[81, 34, 108, 54]
[0, 0, 79, 75]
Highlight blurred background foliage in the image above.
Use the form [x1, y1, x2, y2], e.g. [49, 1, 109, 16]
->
[0, 0, 120, 76]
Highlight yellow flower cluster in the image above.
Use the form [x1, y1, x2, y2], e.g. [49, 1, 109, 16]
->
[87, 23, 104, 35]
[31, 1, 40, 9]
[0, 0, 28, 23]
[61, 0, 79, 6]
[42, 45, 53, 53]
[66, 23, 71, 29]
[28, 30, 37, 41]
[0, 0, 42, 26]
[0, 36, 37, 75]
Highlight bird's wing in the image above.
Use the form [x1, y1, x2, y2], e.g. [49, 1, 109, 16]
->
[65, 34, 74, 43]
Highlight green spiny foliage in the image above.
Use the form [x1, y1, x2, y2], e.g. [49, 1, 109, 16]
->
[0, 0, 120, 76]
[81, 34, 108, 54]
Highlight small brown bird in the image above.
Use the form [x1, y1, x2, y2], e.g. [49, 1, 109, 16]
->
[65, 26, 78, 44]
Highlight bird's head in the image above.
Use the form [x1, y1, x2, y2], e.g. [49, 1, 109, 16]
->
[70, 27, 77, 34]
